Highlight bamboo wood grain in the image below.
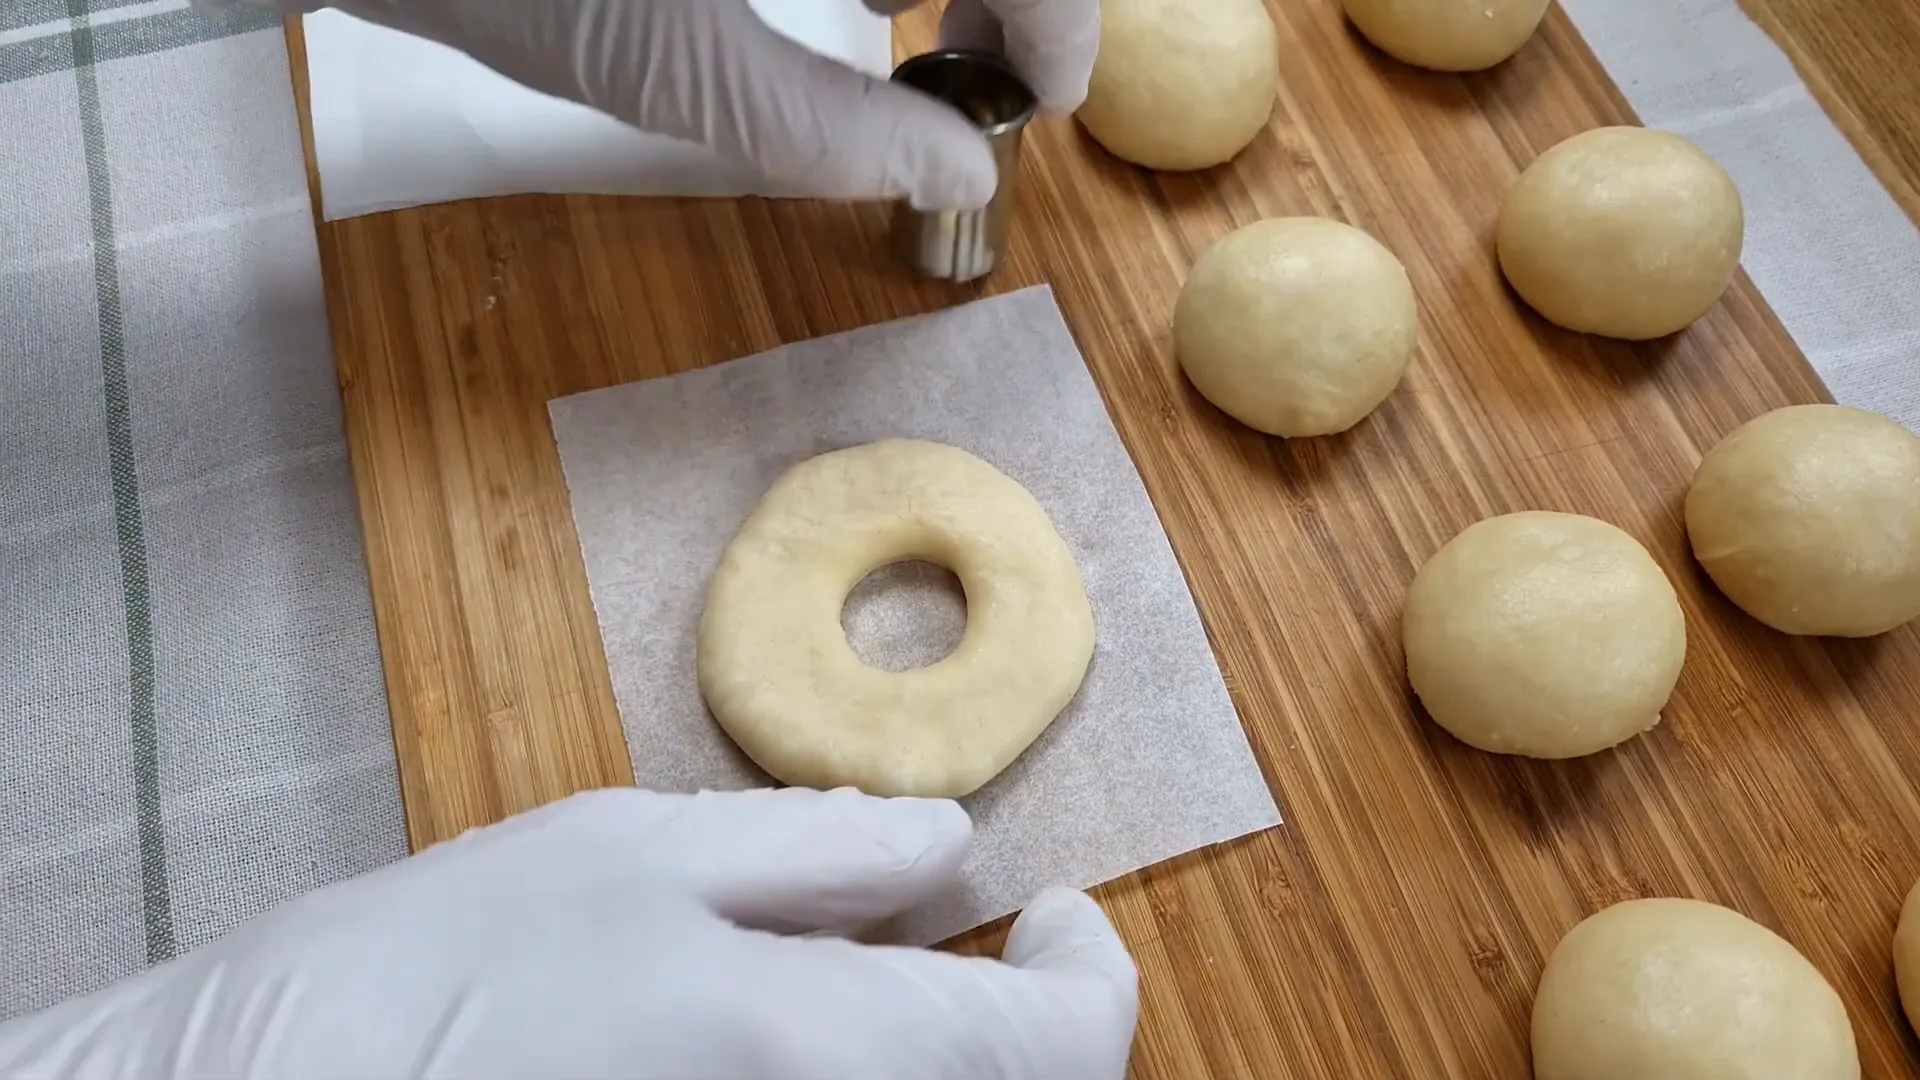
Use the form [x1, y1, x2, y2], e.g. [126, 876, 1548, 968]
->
[288, 1, 1920, 1074]
[1738, 0, 1920, 227]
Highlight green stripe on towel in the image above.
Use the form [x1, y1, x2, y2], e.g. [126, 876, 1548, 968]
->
[2, 5, 282, 87]
[64, 0, 177, 966]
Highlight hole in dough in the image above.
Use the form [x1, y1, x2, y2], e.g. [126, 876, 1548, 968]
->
[839, 560, 968, 672]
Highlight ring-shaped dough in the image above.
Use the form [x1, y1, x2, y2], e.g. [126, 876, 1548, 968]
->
[697, 439, 1096, 799]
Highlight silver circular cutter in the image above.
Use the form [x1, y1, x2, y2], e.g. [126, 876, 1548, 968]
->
[887, 49, 1040, 284]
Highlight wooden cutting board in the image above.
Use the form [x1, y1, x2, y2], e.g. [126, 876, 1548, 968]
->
[290, 1, 1920, 1074]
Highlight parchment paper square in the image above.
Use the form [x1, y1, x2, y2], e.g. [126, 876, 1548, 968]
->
[549, 284, 1281, 944]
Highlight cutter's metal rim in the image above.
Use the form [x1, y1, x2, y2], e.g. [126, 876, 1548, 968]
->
[889, 48, 1041, 138]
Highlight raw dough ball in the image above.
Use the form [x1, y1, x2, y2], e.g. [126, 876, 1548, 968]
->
[1497, 126, 1744, 340]
[1342, 0, 1550, 72]
[1533, 898, 1859, 1080]
[1075, 0, 1279, 171]
[1402, 511, 1685, 759]
[1893, 877, 1920, 1037]
[1175, 216, 1417, 437]
[697, 439, 1095, 800]
[1685, 404, 1920, 637]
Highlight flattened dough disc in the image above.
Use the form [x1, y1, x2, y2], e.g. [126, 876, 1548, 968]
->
[697, 439, 1096, 799]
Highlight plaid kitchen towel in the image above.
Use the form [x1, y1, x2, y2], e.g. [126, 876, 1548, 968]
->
[0, 0, 407, 1020]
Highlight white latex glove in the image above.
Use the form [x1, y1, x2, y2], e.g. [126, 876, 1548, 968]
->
[224, 0, 1100, 209]
[0, 786, 1138, 1079]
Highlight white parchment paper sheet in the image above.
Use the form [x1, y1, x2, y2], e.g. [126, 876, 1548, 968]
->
[548, 285, 1281, 945]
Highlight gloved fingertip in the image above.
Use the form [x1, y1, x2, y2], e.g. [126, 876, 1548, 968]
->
[681, 786, 975, 876]
[956, 0, 1100, 113]
[1004, 888, 1138, 993]
[813, 786, 975, 868]
[1017, 51, 1097, 116]
[630, 786, 972, 935]
[901, 125, 999, 212]
[1035, 79, 1091, 117]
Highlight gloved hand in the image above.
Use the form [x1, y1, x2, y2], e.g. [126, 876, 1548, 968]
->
[220, 0, 1100, 209]
[0, 786, 1139, 1079]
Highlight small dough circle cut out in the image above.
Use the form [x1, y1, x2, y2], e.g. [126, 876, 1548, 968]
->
[1497, 126, 1743, 340]
[1074, 0, 1279, 171]
[1532, 898, 1859, 1080]
[1402, 511, 1685, 759]
[1685, 403, 1920, 637]
[1341, 0, 1550, 72]
[697, 439, 1095, 800]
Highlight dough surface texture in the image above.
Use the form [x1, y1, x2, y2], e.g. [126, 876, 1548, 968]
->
[1075, 0, 1279, 171]
[1532, 898, 1859, 1080]
[1686, 404, 1920, 637]
[1402, 511, 1685, 759]
[697, 439, 1095, 800]
[1341, 0, 1550, 71]
[1893, 877, 1920, 1038]
[1175, 216, 1417, 438]
[1497, 126, 1743, 340]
